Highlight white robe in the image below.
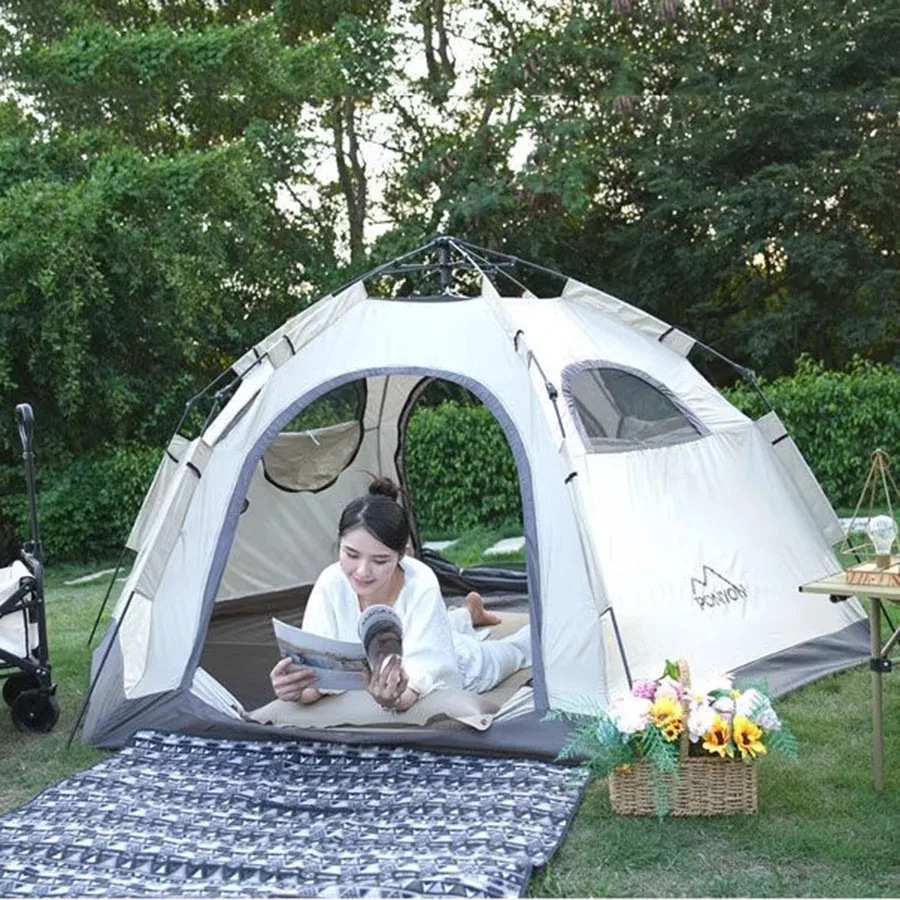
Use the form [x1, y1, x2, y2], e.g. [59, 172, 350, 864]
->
[302, 556, 530, 697]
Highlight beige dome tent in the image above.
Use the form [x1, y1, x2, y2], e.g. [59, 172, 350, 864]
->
[80, 238, 867, 753]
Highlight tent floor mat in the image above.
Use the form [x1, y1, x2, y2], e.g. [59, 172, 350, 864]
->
[0, 730, 588, 898]
[202, 592, 532, 712]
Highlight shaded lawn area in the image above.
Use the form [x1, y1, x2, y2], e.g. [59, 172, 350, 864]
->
[0, 565, 898, 897]
[0, 566, 112, 813]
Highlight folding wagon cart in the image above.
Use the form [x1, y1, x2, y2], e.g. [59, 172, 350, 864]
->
[0, 403, 58, 733]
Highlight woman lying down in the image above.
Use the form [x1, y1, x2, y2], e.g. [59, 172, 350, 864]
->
[270, 477, 532, 712]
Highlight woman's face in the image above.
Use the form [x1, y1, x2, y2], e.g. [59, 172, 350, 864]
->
[339, 526, 401, 603]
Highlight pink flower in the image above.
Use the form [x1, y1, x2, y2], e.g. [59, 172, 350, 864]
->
[632, 680, 657, 700]
[655, 676, 683, 702]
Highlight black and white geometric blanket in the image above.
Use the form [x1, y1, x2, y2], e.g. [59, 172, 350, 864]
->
[0, 730, 587, 897]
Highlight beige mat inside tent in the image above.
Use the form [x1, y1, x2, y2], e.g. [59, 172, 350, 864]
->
[247, 611, 533, 731]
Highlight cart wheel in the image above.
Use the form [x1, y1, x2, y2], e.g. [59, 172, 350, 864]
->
[10, 689, 59, 733]
[3, 673, 40, 707]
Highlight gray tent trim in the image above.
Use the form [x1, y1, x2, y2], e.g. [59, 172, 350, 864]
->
[84, 620, 869, 752]
[732, 619, 868, 696]
[191, 365, 549, 712]
[83, 628, 183, 746]
[84, 592, 570, 756]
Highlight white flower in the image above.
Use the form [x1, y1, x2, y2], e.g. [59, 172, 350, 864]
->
[690, 673, 734, 699]
[655, 676, 682, 701]
[687, 700, 717, 742]
[712, 695, 735, 715]
[608, 695, 652, 735]
[735, 688, 781, 730]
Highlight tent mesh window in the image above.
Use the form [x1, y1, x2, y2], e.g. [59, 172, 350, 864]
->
[263, 380, 366, 492]
[567, 367, 700, 450]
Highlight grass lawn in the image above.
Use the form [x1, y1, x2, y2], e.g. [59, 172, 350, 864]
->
[429, 523, 527, 568]
[531, 653, 900, 897]
[1, 557, 899, 896]
[0, 564, 113, 813]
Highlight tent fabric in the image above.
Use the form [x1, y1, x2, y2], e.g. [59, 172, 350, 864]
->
[125, 434, 189, 552]
[562, 278, 696, 356]
[572, 425, 862, 688]
[733, 619, 869, 696]
[83, 253, 868, 753]
[261, 424, 361, 492]
[753, 410, 846, 547]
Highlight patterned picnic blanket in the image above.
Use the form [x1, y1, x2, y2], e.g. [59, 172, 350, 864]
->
[0, 730, 587, 897]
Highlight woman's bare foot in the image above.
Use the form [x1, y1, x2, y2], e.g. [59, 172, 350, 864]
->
[465, 591, 502, 627]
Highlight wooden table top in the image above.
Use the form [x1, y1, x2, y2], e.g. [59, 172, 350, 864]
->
[800, 570, 900, 603]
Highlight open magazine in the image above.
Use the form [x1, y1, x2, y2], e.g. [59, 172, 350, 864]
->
[272, 605, 404, 691]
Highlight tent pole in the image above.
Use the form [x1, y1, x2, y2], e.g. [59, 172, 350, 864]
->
[439, 240, 453, 293]
[172, 365, 247, 438]
[448, 240, 535, 297]
[86, 546, 129, 647]
[451, 239, 570, 437]
[689, 340, 774, 412]
[315, 235, 448, 302]
[601, 606, 633, 690]
[455, 238, 772, 405]
[453, 238, 571, 285]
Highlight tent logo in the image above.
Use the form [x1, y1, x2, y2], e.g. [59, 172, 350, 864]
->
[691, 565, 749, 610]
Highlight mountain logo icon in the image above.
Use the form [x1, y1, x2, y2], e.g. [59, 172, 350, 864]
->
[691, 565, 749, 610]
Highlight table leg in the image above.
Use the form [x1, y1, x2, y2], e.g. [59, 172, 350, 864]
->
[871, 597, 884, 791]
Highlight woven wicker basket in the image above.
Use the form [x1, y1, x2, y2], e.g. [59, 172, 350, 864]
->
[608, 660, 758, 816]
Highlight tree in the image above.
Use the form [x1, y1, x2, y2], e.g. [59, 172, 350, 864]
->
[1, 0, 898, 463]
[0, 2, 342, 555]
[381, 0, 900, 378]
[0, 2, 367, 461]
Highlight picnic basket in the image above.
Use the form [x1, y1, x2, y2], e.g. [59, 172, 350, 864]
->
[608, 659, 758, 816]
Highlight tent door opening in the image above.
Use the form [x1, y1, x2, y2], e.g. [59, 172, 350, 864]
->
[197, 371, 540, 721]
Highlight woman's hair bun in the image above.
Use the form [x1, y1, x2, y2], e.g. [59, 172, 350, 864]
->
[368, 476, 399, 501]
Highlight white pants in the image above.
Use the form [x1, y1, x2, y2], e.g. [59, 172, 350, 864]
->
[448, 607, 532, 694]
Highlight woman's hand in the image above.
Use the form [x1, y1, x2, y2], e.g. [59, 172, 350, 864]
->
[363, 654, 416, 711]
[270, 657, 320, 703]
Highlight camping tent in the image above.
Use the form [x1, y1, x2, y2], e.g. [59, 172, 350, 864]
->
[82, 237, 867, 753]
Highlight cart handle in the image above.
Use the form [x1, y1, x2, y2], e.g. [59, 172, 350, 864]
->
[14, 402, 43, 563]
[15, 403, 34, 457]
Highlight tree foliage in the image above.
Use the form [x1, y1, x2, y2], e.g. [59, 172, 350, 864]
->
[381, 0, 899, 377]
[0, 0, 897, 557]
[724, 355, 900, 511]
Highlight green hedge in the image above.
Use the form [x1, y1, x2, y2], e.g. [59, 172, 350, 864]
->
[404, 401, 522, 537]
[7, 357, 898, 561]
[723, 356, 900, 512]
[405, 358, 900, 534]
[35, 443, 161, 563]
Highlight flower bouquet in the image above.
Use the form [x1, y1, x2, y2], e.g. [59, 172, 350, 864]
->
[554, 659, 797, 817]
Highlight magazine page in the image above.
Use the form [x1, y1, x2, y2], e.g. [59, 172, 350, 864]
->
[272, 618, 367, 691]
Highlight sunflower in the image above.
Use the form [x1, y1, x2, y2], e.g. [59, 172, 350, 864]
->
[660, 716, 684, 742]
[732, 715, 767, 759]
[649, 695, 682, 727]
[702, 715, 734, 758]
